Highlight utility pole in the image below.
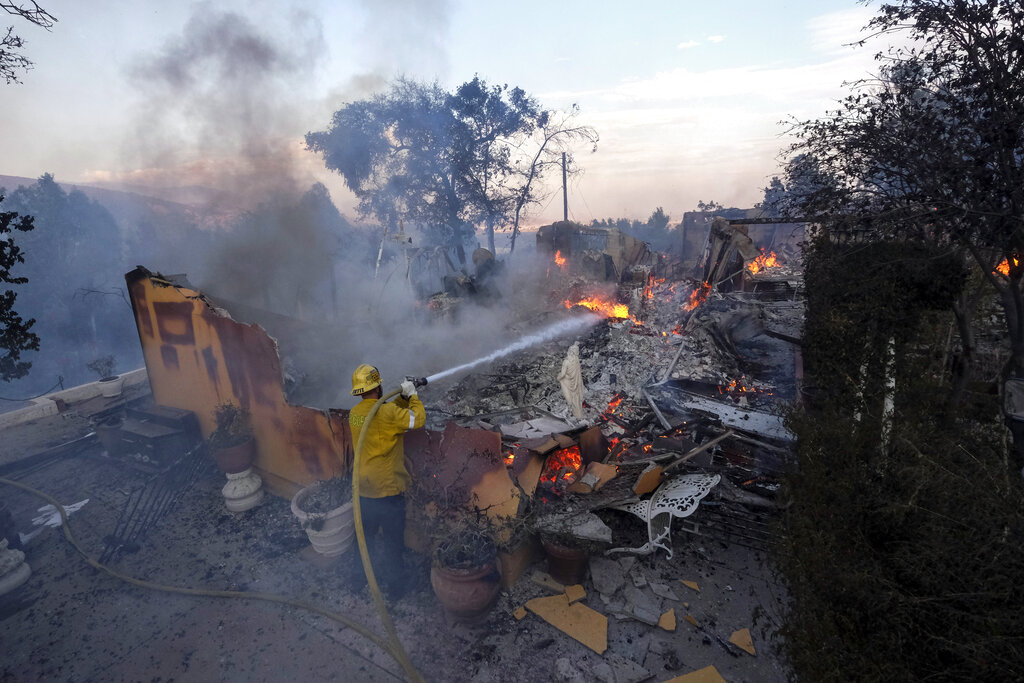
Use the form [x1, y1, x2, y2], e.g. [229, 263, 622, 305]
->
[562, 152, 568, 222]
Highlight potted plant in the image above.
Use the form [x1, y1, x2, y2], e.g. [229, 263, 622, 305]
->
[290, 475, 354, 558]
[539, 530, 592, 585]
[87, 355, 122, 398]
[207, 403, 263, 512]
[429, 518, 502, 625]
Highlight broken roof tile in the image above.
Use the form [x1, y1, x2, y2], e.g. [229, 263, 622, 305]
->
[564, 584, 586, 604]
[525, 593, 608, 654]
[658, 608, 677, 632]
[633, 463, 663, 495]
[729, 627, 756, 656]
[662, 665, 727, 683]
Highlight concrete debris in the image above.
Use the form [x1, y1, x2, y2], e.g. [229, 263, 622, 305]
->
[536, 511, 613, 545]
[617, 556, 637, 573]
[605, 652, 652, 683]
[590, 556, 626, 595]
[500, 416, 574, 440]
[588, 661, 616, 683]
[650, 582, 680, 601]
[628, 604, 662, 627]
[630, 569, 648, 588]
[623, 584, 662, 625]
[554, 657, 588, 683]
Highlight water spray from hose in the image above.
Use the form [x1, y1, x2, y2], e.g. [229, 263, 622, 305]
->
[423, 313, 601, 385]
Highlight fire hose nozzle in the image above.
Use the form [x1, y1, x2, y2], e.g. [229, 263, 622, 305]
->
[405, 376, 429, 388]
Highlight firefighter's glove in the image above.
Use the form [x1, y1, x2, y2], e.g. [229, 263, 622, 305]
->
[400, 380, 417, 399]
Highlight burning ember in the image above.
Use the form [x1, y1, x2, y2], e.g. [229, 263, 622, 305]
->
[606, 394, 623, 414]
[539, 445, 582, 487]
[554, 250, 567, 268]
[564, 294, 632, 320]
[996, 256, 1020, 276]
[719, 376, 772, 396]
[746, 249, 779, 274]
[684, 282, 711, 312]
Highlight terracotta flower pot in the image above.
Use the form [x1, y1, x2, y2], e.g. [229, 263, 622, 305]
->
[542, 538, 589, 585]
[212, 439, 256, 474]
[430, 561, 501, 625]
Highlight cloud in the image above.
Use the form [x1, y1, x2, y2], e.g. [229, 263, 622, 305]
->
[677, 40, 700, 50]
[806, 6, 874, 55]
[706, 35, 725, 43]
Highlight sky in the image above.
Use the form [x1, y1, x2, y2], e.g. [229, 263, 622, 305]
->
[0, 0, 888, 226]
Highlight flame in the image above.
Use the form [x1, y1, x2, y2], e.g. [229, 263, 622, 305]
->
[564, 295, 632, 320]
[684, 282, 711, 312]
[746, 249, 779, 274]
[539, 445, 582, 486]
[718, 376, 772, 395]
[644, 275, 666, 300]
[554, 250, 567, 268]
[996, 256, 1020, 276]
[606, 395, 623, 414]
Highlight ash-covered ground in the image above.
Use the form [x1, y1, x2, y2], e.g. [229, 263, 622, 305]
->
[1, 266, 799, 682]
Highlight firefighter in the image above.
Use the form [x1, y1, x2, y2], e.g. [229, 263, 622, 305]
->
[348, 364, 425, 599]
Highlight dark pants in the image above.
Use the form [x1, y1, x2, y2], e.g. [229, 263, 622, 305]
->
[358, 494, 406, 593]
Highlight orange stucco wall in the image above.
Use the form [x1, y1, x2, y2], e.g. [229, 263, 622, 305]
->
[126, 268, 351, 496]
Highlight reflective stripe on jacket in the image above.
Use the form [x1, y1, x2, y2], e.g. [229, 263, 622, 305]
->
[349, 394, 425, 498]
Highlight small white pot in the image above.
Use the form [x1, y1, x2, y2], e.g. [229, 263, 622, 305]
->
[99, 375, 124, 398]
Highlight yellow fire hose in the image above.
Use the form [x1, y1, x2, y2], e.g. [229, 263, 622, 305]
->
[0, 384, 426, 682]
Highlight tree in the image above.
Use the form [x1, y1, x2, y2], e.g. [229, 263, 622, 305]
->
[780, 0, 1024, 465]
[305, 76, 596, 260]
[0, 193, 39, 381]
[1, 1, 56, 84]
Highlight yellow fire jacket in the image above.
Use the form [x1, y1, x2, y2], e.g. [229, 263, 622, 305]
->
[349, 394, 425, 498]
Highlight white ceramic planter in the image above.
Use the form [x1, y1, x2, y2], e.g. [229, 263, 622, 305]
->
[222, 468, 264, 512]
[0, 539, 30, 596]
[99, 375, 124, 398]
[290, 483, 354, 557]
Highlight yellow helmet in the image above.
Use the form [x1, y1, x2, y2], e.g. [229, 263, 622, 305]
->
[351, 364, 382, 396]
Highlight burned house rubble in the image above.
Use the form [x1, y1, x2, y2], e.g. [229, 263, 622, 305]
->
[1, 221, 803, 682]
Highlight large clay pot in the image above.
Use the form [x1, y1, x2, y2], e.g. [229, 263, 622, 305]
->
[291, 483, 355, 557]
[542, 538, 588, 585]
[430, 561, 501, 625]
[212, 439, 256, 474]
